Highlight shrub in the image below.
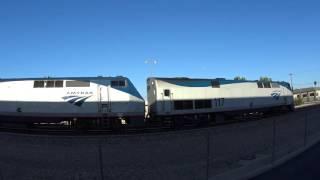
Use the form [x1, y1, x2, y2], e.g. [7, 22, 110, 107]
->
[294, 98, 304, 106]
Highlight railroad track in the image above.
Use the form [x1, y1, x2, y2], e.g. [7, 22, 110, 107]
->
[0, 104, 318, 136]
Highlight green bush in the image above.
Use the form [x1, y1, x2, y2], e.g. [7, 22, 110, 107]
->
[234, 76, 247, 81]
[294, 98, 304, 106]
[260, 76, 272, 82]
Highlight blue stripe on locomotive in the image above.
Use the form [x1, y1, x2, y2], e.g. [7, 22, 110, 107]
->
[161, 79, 292, 91]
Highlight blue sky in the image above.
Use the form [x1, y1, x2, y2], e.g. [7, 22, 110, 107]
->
[0, 0, 319, 97]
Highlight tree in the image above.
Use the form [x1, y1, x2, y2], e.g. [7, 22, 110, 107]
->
[234, 76, 247, 81]
[260, 76, 272, 82]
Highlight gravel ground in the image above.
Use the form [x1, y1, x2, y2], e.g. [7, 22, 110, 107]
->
[0, 106, 320, 180]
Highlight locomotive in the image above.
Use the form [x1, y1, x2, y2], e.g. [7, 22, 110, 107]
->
[0, 76, 145, 127]
[147, 77, 294, 124]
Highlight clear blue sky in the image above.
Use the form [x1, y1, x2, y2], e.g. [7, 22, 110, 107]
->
[1, 0, 319, 97]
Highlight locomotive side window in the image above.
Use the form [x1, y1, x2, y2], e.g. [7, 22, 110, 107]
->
[174, 100, 193, 110]
[211, 80, 220, 88]
[111, 80, 119, 87]
[119, 80, 126, 86]
[66, 81, 90, 87]
[55, 81, 63, 88]
[257, 82, 263, 88]
[46, 81, 55, 88]
[263, 82, 271, 88]
[164, 89, 170, 96]
[34, 81, 45, 88]
[34, 80, 64, 88]
[111, 80, 126, 87]
[195, 100, 211, 109]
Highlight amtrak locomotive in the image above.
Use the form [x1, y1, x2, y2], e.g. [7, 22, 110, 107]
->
[0, 76, 294, 128]
[147, 77, 294, 123]
[0, 76, 145, 127]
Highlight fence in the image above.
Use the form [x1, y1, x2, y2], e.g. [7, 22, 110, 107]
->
[0, 106, 320, 180]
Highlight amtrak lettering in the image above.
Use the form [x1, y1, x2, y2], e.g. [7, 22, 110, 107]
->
[67, 91, 93, 95]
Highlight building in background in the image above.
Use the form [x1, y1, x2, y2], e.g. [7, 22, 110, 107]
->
[293, 87, 320, 102]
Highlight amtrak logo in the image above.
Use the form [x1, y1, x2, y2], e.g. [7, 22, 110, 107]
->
[271, 91, 281, 100]
[62, 95, 92, 107]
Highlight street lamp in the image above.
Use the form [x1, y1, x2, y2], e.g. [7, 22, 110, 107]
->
[314, 81, 318, 101]
[289, 73, 294, 91]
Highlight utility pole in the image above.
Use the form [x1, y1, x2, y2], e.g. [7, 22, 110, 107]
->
[289, 73, 294, 91]
[314, 81, 318, 101]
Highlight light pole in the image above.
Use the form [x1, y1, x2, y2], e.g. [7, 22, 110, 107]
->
[145, 59, 157, 77]
[314, 81, 318, 101]
[289, 73, 294, 91]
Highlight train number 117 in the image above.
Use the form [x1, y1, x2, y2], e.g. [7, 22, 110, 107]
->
[214, 98, 225, 107]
